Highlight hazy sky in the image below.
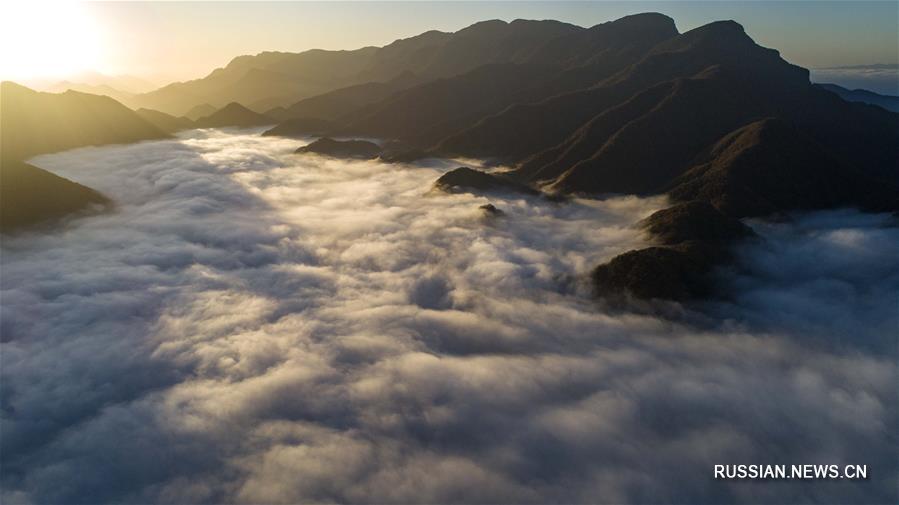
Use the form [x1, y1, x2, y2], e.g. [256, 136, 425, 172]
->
[2, 1, 897, 85]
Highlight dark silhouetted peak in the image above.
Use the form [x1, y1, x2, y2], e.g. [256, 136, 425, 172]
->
[433, 167, 539, 196]
[193, 102, 272, 128]
[455, 19, 509, 37]
[592, 242, 724, 301]
[643, 19, 794, 77]
[660, 20, 749, 52]
[479, 203, 505, 216]
[295, 137, 382, 159]
[379, 29, 451, 53]
[595, 12, 677, 36]
[220, 102, 254, 114]
[640, 201, 755, 245]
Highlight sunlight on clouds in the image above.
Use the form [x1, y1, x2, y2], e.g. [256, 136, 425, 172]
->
[1, 129, 896, 504]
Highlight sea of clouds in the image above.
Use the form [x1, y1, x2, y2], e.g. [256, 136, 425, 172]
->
[810, 63, 899, 95]
[1, 129, 896, 504]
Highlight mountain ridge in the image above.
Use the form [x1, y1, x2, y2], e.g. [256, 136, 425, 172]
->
[5, 14, 897, 305]
[1, 81, 168, 232]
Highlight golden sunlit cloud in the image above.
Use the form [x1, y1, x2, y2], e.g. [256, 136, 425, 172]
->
[0, 1, 105, 81]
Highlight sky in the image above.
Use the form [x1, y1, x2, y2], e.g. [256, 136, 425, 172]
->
[0, 1, 896, 89]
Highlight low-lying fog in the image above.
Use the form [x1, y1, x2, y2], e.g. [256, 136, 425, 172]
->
[1, 129, 896, 504]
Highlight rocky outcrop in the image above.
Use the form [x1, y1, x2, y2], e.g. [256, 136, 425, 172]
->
[295, 138, 382, 159]
[378, 141, 431, 163]
[479, 203, 504, 216]
[592, 201, 756, 301]
[433, 167, 538, 196]
[640, 201, 755, 245]
[593, 244, 716, 301]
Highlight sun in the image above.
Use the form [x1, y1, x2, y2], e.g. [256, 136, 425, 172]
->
[0, 1, 105, 82]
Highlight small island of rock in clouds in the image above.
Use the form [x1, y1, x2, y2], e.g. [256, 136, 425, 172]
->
[1, 3, 897, 504]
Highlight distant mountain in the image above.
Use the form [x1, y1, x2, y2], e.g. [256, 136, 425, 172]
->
[66, 71, 158, 94]
[192, 102, 273, 128]
[430, 21, 897, 202]
[0, 82, 167, 232]
[818, 83, 899, 112]
[6, 14, 899, 302]
[1, 82, 167, 162]
[439, 20, 809, 160]
[254, 16, 896, 228]
[129, 18, 587, 115]
[810, 64, 898, 96]
[250, 16, 893, 302]
[135, 108, 194, 133]
[184, 103, 217, 121]
[305, 13, 678, 146]
[46, 81, 135, 105]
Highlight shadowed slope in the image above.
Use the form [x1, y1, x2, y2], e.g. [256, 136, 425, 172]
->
[337, 64, 561, 146]
[593, 201, 756, 301]
[274, 72, 421, 122]
[1, 82, 167, 232]
[1, 81, 167, 162]
[0, 160, 110, 232]
[130, 19, 582, 115]
[438, 20, 807, 160]
[668, 118, 899, 217]
[283, 13, 678, 149]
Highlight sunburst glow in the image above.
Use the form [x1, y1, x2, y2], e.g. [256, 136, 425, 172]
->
[0, 1, 105, 81]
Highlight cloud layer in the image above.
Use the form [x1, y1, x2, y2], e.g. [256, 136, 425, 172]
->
[810, 63, 899, 95]
[1, 129, 896, 504]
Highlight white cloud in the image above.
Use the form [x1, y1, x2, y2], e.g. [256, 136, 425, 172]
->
[1, 128, 896, 504]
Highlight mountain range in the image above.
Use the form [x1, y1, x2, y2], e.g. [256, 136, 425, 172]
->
[817, 83, 899, 112]
[0, 82, 168, 232]
[3, 13, 897, 301]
